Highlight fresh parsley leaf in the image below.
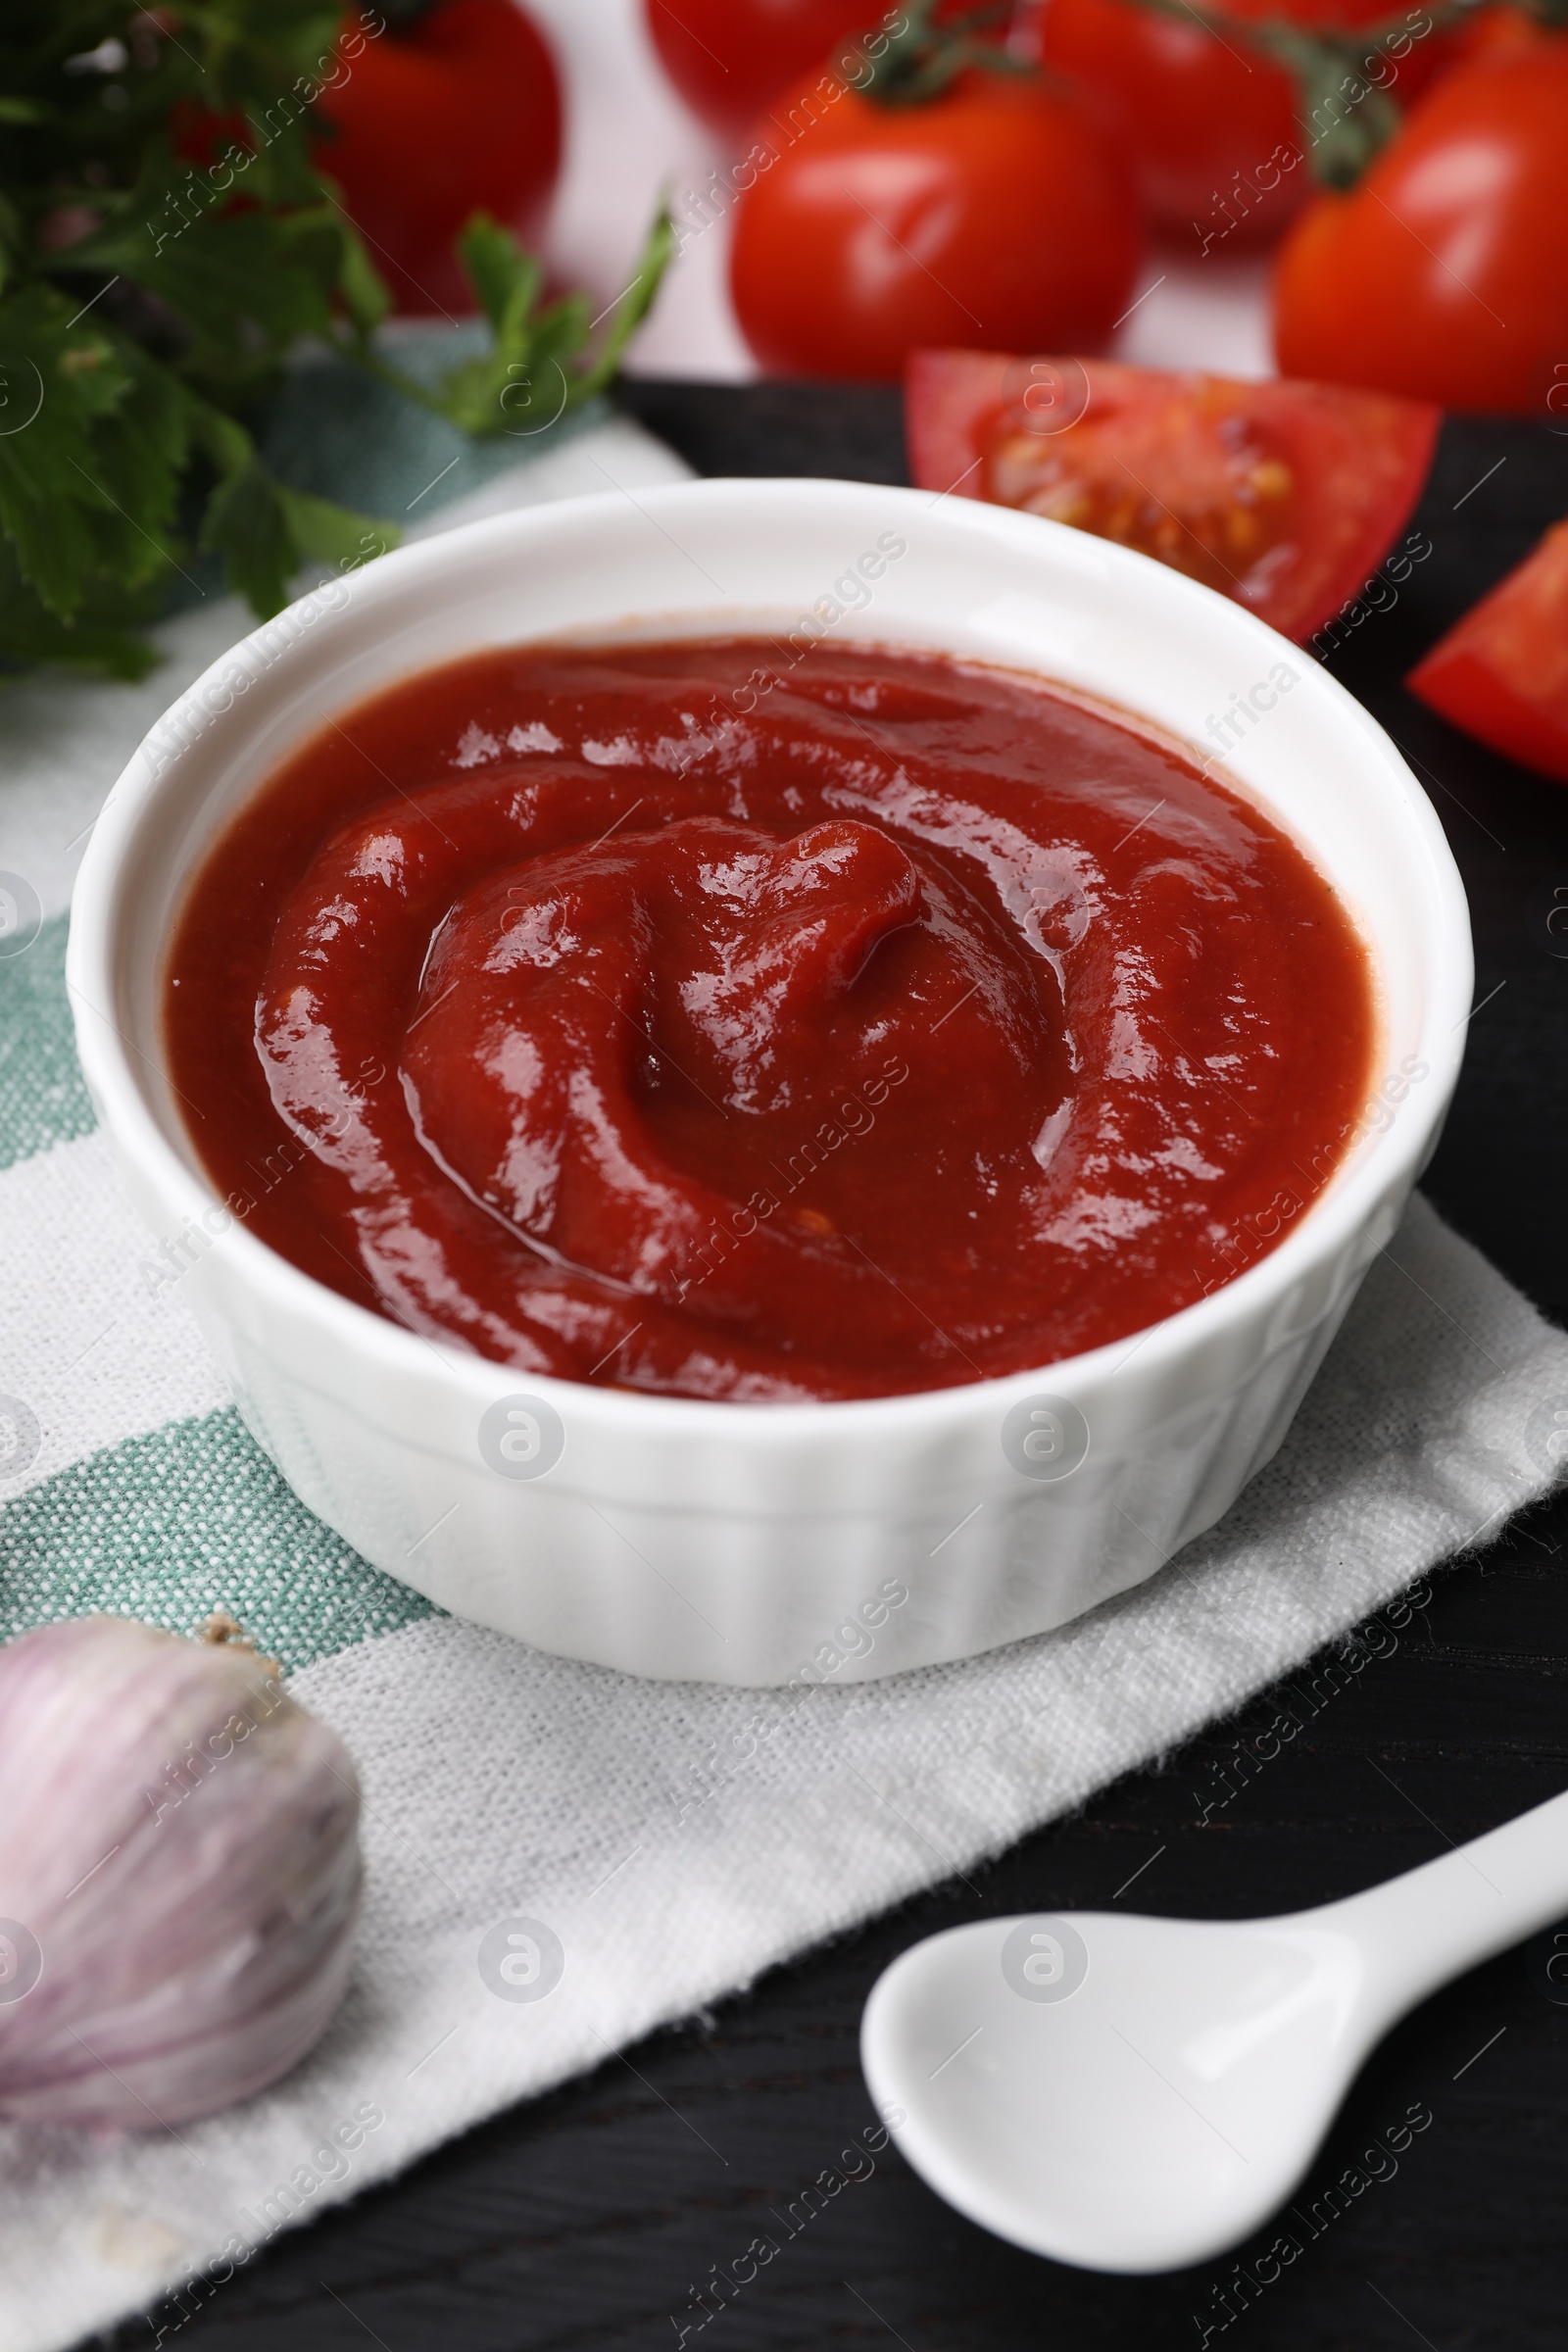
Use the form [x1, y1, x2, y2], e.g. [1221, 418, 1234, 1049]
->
[0, 286, 187, 619]
[378, 203, 677, 443]
[192, 405, 392, 617]
[0, 0, 672, 679]
[0, 534, 163, 681]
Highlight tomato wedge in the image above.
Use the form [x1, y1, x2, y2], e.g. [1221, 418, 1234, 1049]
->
[905, 349, 1440, 645]
[1407, 520, 1568, 785]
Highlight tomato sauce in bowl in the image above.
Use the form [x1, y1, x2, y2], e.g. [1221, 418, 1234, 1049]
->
[164, 639, 1375, 1402]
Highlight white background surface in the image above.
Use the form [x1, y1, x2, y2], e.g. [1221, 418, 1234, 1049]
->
[523, 0, 1277, 382]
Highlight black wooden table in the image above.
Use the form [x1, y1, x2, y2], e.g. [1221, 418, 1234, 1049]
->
[110, 381, 1568, 2352]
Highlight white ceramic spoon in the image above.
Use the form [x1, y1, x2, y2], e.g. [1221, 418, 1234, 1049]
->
[861, 1787, 1568, 2274]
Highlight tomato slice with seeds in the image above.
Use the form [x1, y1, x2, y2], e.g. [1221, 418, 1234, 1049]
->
[905, 349, 1440, 646]
[1407, 519, 1568, 787]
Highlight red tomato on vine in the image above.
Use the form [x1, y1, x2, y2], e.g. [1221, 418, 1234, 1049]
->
[313, 0, 562, 318]
[1041, 0, 1452, 249]
[1272, 45, 1568, 413]
[644, 0, 877, 132]
[729, 32, 1141, 381]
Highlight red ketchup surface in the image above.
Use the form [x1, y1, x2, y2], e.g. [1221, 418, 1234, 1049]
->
[164, 641, 1375, 1402]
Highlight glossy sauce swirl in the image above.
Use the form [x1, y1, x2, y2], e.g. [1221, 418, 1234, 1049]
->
[165, 642, 1374, 1400]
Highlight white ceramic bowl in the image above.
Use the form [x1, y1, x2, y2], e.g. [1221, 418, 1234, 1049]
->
[68, 479, 1471, 1686]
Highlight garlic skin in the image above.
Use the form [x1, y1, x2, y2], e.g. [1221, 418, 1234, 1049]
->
[0, 1614, 362, 2129]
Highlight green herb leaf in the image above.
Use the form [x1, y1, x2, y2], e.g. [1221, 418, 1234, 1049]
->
[332, 212, 392, 340]
[196, 425, 395, 617]
[414, 203, 676, 440]
[0, 0, 668, 679]
[0, 286, 191, 620]
[460, 213, 544, 338]
[0, 535, 164, 681]
[276, 483, 397, 569]
[198, 453, 297, 616]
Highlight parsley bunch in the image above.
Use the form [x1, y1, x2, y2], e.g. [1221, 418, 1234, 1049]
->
[0, 2, 670, 678]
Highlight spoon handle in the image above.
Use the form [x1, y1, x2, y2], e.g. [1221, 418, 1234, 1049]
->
[1323, 1784, 1568, 2019]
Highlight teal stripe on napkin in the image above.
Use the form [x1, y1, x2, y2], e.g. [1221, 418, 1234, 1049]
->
[261, 330, 610, 533]
[0, 916, 96, 1174]
[0, 1408, 435, 1672]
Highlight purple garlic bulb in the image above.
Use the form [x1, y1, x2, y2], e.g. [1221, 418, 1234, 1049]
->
[0, 1612, 362, 2128]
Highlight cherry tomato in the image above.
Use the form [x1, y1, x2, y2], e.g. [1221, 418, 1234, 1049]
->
[1272, 47, 1568, 414]
[906, 346, 1439, 643]
[1407, 520, 1568, 785]
[313, 0, 562, 318]
[644, 0, 875, 133]
[729, 69, 1141, 380]
[1439, 0, 1551, 66]
[1042, 0, 1452, 249]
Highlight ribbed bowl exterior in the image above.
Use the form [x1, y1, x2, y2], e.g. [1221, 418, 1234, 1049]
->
[69, 481, 1471, 1686]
